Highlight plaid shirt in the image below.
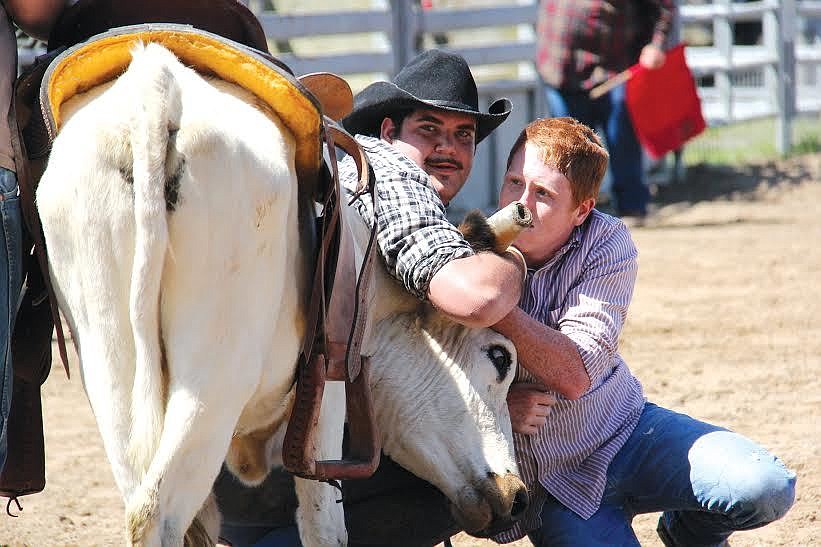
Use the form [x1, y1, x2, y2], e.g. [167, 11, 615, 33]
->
[536, 0, 675, 90]
[339, 135, 474, 300]
[495, 210, 646, 542]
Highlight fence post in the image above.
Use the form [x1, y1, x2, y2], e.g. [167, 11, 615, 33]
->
[714, 0, 734, 121]
[762, 2, 780, 141]
[390, 0, 420, 75]
[776, 0, 797, 155]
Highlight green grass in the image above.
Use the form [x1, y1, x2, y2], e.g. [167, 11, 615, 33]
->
[683, 115, 821, 166]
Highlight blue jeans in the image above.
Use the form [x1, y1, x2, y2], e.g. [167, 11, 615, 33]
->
[528, 403, 796, 547]
[219, 523, 302, 547]
[0, 166, 23, 472]
[545, 83, 650, 216]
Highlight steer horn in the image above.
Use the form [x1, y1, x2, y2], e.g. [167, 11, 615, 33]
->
[486, 201, 532, 253]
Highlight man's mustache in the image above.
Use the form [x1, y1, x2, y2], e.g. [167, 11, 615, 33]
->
[426, 156, 463, 170]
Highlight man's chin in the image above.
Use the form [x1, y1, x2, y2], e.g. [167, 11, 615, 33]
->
[428, 174, 465, 205]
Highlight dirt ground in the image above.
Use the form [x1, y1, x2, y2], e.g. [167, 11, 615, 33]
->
[2, 154, 819, 546]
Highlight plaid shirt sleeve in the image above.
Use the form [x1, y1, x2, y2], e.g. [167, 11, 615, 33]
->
[339, 136, 475, 300]
[649, 0, 676, 48]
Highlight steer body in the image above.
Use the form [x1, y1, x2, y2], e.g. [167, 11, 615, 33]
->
[38, 42, 525, 546]
[38, 43, 344, 545]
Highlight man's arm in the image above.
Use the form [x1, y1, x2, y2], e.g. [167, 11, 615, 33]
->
[638, 0, 677, 69]
[344, 138, 524, 329]
[427, 252, 524, 329]
[493, 307, 590, 400]
[5, 0, 66, 41]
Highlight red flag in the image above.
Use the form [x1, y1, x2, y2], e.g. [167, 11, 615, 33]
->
[625, 43, 706, 159]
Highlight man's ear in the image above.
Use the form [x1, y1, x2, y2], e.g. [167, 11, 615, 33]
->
[380, 117, 396, 142]
[574, 197, 596, 226]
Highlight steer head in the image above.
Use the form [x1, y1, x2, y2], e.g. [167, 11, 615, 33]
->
[352, 201, 532, 536]
[365, 310, 526, 536]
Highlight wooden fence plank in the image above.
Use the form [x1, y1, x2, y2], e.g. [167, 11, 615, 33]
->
[277, 52, 393, 77]
[256, 11, 391, 40]
[419, 5, 537, 33]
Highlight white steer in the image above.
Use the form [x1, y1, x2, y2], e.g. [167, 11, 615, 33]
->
[37, 42, 525, 546]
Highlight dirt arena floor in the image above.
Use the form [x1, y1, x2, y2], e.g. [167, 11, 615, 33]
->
[2, 154, 819, 546]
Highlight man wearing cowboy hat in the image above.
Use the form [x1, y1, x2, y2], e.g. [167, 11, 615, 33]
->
[339, 48, 524, 329]
[334, 48, 524, 545]
[216, 49, 524, 547]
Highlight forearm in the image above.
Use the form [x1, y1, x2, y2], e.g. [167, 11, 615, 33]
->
[493, 307, 590, 399]
[650, 0, 677, 47]
[5, 0, 66, 41]
[427, 251, 524, 329]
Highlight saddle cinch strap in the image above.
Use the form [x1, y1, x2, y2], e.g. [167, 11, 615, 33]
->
[16, 24, 379, 480]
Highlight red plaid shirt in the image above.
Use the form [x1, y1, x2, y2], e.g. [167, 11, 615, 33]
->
[536, 0, 675, 91]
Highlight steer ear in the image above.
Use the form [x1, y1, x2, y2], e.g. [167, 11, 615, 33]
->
[458, 210, 498, 253]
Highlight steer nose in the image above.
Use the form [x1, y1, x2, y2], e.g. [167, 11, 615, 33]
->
[455, 472, 530, 536]
[493, 472, 528, 521]
[510, 484, 529, 520]
[487, 472, 529, 528]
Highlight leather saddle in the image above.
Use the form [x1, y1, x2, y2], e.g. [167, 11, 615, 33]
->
[1, 3, 379, 503]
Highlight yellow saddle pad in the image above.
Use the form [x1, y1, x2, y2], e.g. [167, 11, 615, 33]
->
[43, 24, 323, 183]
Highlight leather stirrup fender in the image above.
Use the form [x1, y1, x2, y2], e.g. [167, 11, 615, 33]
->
[282, 120, 380, 481]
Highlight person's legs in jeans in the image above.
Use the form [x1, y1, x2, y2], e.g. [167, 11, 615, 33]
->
[603, 83, 649, 216]
[528, 491, 641, 547]
[545, 84, 641, 216]
[544, 84, 599, 130]
[528, 402, 796, 547]
[219, 523, 302, 547]
[613, 403, 794, 546]
[0, 166, 23, 472]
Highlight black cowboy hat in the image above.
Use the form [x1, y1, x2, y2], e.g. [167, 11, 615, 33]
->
[342, 49, 512, 143]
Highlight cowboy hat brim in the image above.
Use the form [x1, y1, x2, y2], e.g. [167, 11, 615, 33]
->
[342, 81, 512, 144]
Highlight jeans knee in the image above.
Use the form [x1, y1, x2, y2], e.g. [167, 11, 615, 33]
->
[731, 451, 796, 526]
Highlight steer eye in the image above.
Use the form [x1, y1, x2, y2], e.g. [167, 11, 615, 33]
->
[485, 344, 512, 382]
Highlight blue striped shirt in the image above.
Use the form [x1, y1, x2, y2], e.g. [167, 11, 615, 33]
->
[496, 209, 646, 542]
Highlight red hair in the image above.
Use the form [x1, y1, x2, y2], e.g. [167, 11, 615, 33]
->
[507, 117, 609, 206]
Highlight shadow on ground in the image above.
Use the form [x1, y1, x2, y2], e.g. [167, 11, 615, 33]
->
[652, 155, 819, 207]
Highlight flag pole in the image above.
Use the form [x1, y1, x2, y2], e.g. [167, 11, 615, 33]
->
[589, 69, 633, 99]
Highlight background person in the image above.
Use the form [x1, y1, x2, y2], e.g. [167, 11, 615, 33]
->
[535, 0, 675, 223]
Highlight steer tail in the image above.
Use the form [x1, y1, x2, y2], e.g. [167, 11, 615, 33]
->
[125, 43, 180, 474]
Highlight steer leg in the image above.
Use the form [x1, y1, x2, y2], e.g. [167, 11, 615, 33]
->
[125, 356, 281, 546]
[37, 140, 146, 505]
[293, 380, 348, 547]
[72, 323, 143, 501]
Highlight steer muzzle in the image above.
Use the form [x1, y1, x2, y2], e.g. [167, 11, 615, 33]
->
[453, 472, 529, 537]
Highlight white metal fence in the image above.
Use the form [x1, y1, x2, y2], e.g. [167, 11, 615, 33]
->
[16, 1, 821, 216]
[680, 0, 821, 154]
